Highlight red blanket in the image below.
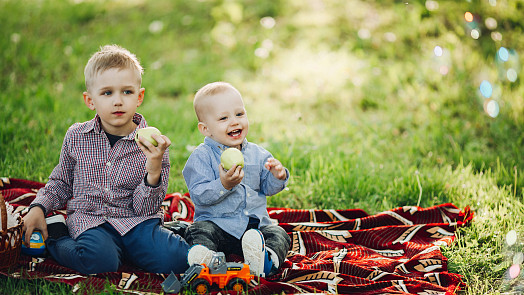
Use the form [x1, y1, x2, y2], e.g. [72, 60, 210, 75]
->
[0, 178, 473, 294]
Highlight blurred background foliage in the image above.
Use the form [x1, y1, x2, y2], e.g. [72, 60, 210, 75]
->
[2, 0, 521, 205]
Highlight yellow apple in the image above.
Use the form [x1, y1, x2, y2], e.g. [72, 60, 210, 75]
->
[135, 127, 161, 147]
[221, 148, 244, 170]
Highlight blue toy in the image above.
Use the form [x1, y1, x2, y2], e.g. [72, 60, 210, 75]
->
[21, 231, 46, 256]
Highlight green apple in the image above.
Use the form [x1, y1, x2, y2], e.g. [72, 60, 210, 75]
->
[221, 148, 244, 170]
[135, 127, 161, 146]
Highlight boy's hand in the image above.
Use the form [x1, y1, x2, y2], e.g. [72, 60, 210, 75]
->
[136, 133, 171, 186]
[265, 158, 287, 180]
[219, 164, 244, 190]
[22, 206, 48, 246]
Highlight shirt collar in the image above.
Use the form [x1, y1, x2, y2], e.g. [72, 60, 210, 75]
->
[204, 137, 248, 153]
[82, 113, 146, 140]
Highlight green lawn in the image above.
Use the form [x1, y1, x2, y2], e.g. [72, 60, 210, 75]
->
[1, 0, 523, 294]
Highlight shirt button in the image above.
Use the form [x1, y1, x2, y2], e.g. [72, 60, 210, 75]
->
[243, 209, 249, 215]
[219, 191, 224, 195]
[105, 188, 109, 192]
[106, 162, 111, 167]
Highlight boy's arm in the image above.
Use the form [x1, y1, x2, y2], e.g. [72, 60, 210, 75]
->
[133, 133, 170, 216]
[183, 149, 235, 206]
[31, 129, 75, 214]
[24, 128, 76, 243]
[260, 155, 289, 196]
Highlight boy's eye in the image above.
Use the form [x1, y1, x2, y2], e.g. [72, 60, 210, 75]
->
[102, 91, 112, 96]
[236, 112, 244, 117]
[123, 90, 133, 95]
[219, 116, 227, 121]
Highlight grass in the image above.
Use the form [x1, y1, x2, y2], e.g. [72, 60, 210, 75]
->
[1, 0, 523, 294]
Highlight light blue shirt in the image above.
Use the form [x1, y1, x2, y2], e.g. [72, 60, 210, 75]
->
[182, 137, 289, 239]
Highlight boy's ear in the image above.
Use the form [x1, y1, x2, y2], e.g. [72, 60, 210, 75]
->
[136, 88, 145, 107]
[197, 122, 211, 137]
[83, 92, 96, 110]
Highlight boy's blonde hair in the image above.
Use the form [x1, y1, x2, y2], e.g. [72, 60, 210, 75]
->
[84, 44, 143, 90]
[194, 82, 241, 121]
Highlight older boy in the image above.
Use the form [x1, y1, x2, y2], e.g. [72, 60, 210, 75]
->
[183, 82, 291, 277]
[22, 45, 189, 274]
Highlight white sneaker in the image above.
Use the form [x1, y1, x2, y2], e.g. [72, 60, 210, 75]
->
[187, 244, 215, 266]
[242, 229, 266, 277]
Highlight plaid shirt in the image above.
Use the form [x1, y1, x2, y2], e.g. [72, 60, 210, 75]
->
[33, 113, 170, 239]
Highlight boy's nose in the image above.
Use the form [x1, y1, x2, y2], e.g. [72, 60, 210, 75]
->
[113, 94, 124, 105]
[230, 117, 240, 125]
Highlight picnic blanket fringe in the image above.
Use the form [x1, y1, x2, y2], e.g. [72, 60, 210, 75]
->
[0, 178, 473, 294]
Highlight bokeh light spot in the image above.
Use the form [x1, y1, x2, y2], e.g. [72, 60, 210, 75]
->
[485, 17, 497, 30]
[434, 46, 443, 57]
[255, 47, 269, 59]
[425, 0, 439, 11]
[509, 264, 521, 279]
[479, 80, 492, 98]
[439, 65, 449, 75]
[470, 29, 480, 39]
[358, 28, 371, 39]
[10, 33, 20, 44]
[498, 47, 509, 61]
[506, 230, 518, 246]
[507, 69, 518, 82]
[464, 12, 474, 22]
[486, 100, 499, 118]
[260, 16, 276, 29]
[514, 252, 524, 265]
[148, 20, 164, 34]
[491, 32, 502, 41]
[384, 32, 397, 42]
[64, 46, 73, 56]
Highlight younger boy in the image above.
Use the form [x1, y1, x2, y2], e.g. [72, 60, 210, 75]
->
[22, 45, 189, 275]
[183, 82, 291, 277]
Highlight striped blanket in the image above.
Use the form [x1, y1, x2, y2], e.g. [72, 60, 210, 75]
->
[0, 178, 472, 294]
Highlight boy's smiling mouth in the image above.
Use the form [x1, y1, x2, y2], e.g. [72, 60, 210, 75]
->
[228, 129, 242, 138]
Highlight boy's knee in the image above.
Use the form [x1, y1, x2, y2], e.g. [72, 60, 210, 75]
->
[72, 250, 120, 274]
[185, 221, 219, 245]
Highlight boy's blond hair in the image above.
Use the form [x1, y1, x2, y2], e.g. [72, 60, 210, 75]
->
[193, 82, 242, 121]
[84, 44, 143, 90]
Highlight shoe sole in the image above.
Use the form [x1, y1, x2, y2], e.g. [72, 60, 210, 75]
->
[45, 214, 66, 224]
[242, 229, 265, 276]
[187, 244, 215, 266]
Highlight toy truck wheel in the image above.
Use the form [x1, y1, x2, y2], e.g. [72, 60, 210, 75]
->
[226, 277, 248, 292]
[191, 278, 211, 294]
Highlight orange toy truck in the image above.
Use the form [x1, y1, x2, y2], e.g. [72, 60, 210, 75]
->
[162, 252, 254, 294]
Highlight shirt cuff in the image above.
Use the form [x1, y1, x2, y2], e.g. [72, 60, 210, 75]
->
[29, 203, 47, 216]
[144, 173, 161, 188]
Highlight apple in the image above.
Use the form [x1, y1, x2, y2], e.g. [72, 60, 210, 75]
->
[221, 148, 244, 170]
[135, 127, 161, 147]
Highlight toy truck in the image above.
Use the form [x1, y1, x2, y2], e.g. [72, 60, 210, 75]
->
[162, 252, 254, 294]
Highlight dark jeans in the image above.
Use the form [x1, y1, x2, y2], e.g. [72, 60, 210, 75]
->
[185, 219, 291, 268]
[46, 219, 189, 274]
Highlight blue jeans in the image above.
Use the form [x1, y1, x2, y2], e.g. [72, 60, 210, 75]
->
[46, 218, 189, 274]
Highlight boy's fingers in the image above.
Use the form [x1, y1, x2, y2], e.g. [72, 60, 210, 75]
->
[41, 227, 49, 241]
[24, 228, 33, 246]
[162, 135, 172, 147]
